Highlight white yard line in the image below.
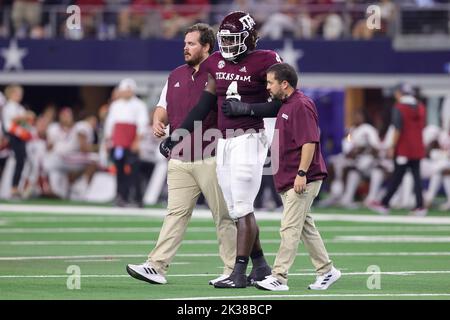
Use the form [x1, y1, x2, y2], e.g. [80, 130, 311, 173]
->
[2, 217, 154, 223]
[0, 240, 221, 245]
[320, 226, 450, 232]
[0, 227, 219, 233]
[3, 226, 450, 233]
[2, 236, 450, 245]
[1, 251, 449, 261]
[333, 236, 450, 243]
[1, 204, 450, 224]
[165, 293, 450, 300]
[1, 270, 450, 279]
[0, 254, 147, 261]
[63, 259, 121, 263]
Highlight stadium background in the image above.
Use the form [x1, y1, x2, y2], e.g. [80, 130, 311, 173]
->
[0, 0, 450, 301]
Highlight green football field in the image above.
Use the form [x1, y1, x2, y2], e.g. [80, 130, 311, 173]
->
[0, 202, 449, 300]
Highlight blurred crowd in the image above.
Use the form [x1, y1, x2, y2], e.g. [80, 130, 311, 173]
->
[0, 80, 168, 207]
[0, 0, 448, 40]
[1, 81, 450, 212]
[0, 79, 284, 209]
[317, 91, 450, 213]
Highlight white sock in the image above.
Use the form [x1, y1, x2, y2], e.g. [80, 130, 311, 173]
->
[401, 173, 414, 208]
[366, 169, 384, 202]
[443, 176, 450, 202]
[330, 179, 344, 198]
[341, 170, 361, 204]
[425, 173, 442, 205]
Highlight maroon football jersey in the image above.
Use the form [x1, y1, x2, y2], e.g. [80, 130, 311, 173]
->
[200, 50, 282, 137]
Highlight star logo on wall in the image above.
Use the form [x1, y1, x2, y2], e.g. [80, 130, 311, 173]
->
[1, 39, 28, 71]
[276, 39, 303, 71]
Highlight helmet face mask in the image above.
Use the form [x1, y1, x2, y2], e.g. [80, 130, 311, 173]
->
[217, 11, 257, 61]
[217, 30, 249, 61]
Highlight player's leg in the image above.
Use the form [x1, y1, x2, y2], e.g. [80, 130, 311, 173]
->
[340, 168, 361, 208]
[382, 161, 408, 206]
[215, 138, 235, 218]
[244, 133, 272, 284]
[410, 160, 427, 216]
[111, 147, 127, 205]
[214, 137, 248, 288]
[194, 156, 237, 282]
[127, 151, 143, 206]
[246, 225, 272, 285]
[9, 135, 27, 197]
[127, 159, 200, 284]
[439, 171, 450, 210]
[398, 172, 414, 209]
[365, 167, 385, 205]
[425, 172, 442, 208]
[422, 158, 445, 207]
[318, 153, 347, 207]
[214, 132, 270, 288]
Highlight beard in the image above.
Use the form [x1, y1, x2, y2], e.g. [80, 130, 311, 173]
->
[185, 53, 202, 67]
[270, 91, 283, 100]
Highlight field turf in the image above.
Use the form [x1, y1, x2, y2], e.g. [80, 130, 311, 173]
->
[0, 202, 449, 300]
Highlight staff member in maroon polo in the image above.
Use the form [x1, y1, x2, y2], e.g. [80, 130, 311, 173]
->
[126, 23, 236, 285]
[368, 83, 427, 216]
[254, 63, 341, 291]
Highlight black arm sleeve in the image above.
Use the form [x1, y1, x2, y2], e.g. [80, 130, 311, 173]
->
[176, 91, 217, 133]
[248, 100, 283, 118]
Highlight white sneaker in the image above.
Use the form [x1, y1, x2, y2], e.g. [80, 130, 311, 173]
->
[255, 275, 289, 291]
[409, 207, 428, 217]
[308, 267, 341, 290]
[439, 201, 450, 211]
[126, 262, 167, 284]
[367, 201, 390, 215]
[208, 274, 229, 285]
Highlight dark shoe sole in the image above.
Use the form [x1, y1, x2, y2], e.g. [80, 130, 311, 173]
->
[126, 265, 164, 285]
[213, 284, 247, 289]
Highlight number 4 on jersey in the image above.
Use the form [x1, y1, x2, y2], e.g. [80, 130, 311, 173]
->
[226, 81, 241, 101]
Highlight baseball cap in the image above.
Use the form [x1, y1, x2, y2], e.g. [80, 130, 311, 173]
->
[394, 82, 414, 96]
[118, 78, 137, 92]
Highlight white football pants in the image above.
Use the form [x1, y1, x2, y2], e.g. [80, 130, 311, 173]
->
[216, 132, 269, 219]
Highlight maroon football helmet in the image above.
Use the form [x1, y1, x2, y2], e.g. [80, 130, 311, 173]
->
[217, 11, 259, 61]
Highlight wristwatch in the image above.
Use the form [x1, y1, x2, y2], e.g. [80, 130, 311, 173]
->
[297, 170, 307, 177]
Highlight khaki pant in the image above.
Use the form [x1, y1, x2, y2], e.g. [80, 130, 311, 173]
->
[272, 180, 333, 284]
[148, 157, 237, 276]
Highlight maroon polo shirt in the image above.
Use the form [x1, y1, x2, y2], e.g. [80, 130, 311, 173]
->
[200, 50, 281, 137]
[166, 64, 218, 161]
[394, 102, 426, 160]
[272, 90, 328, 193]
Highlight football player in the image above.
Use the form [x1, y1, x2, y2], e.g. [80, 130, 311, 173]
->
[160, 11, 282, 288]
